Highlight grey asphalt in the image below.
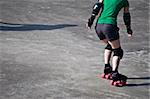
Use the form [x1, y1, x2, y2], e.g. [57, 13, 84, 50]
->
[0, 0, 149, 99]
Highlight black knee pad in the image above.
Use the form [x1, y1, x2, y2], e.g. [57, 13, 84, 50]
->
[105, 43, 112, 51]
[113, 47, 123, 59]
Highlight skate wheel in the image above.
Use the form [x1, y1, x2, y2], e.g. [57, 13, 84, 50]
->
[113, 81, 118, 86]
[105, 74, 110, 79]
[101, 73, 106, 78]
[117, 81, 121, 84]
[115, 81, 127, 87]
[120, 81, 127, 86]
[111, 80, 115, 85]
[110, 81, 120, 86]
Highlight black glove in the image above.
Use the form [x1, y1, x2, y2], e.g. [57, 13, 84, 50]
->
[87, 15, 95, 28]
[127, 26, 133, 35]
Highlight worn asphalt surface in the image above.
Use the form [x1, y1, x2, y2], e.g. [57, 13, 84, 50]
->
[0, 0, 149, 99]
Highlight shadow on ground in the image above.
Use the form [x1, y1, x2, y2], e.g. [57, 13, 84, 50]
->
[126, 77, 150, 87]
[0, 22, 77, 31]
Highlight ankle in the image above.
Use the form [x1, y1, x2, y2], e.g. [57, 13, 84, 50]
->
[112, 70, 118, 74]
[105, 63, 111, 67]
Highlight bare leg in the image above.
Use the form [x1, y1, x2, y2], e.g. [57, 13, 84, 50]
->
[108, 39, 120, 49]
[101, 39, 112, 66]
[112, 56, 120, 71]
[108, 39, 121, 72]
[104, 49, 112, 64]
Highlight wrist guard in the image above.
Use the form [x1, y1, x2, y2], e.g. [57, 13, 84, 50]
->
[123, 12, 131, 28]
[127, 28, 133, 35]
[123, 12, 133, 34]
[88, 15, 96, 28]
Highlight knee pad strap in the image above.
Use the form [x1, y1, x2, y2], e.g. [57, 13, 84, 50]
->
[113, 47, 123, 59]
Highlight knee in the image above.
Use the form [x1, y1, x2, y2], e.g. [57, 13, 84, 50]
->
[105, 43, 112, 51]
[113, 47, 124, 59]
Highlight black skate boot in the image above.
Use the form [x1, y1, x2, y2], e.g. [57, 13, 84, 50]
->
[110, 72, 127, 87]
[101, 64, 112, 79]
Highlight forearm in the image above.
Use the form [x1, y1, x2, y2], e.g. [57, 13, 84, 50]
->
[87, 2, 103, 28]
[123, 12, 131, 29]
[123, 12, 133, 35]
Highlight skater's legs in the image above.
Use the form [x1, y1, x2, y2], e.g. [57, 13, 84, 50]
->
[112, 56, 120, 71]
[108, 39, 123, 72]
[104, 49, 112, 65]
[108, 39, 120, 49]
[96, 24, 119, 73]
[101, 39, 112, 66]
[104, 43, 112, 65]
[100, 40, 113, 78]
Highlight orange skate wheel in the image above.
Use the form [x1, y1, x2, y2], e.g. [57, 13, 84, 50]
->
[101, 73, 105, 78]
[111, 80, 115, 85]
[121, 81, 127, 86]
[113, 81, 118, 86]
[105, 74, 110, 79]
[117, 81, 121, 84]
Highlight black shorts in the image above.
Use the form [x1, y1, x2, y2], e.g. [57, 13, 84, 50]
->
[95, 24, 120, 41]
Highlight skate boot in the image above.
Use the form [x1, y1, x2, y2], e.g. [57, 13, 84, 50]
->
[110, 72, 127, 87]
[101, 65, 112, 80]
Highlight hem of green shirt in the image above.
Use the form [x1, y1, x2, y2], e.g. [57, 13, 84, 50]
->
[97, 21, 117, 25]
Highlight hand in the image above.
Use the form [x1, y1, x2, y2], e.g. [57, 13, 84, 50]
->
[127, 28, 133, 37]
[86, 23, 91, 29]
[86, 18, 93, 29]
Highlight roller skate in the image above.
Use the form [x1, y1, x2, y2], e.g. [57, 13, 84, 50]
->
[101, 65, 112, 80]
[110, 72, 127, 87]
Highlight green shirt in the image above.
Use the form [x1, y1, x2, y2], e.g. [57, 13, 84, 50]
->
[97, 0, 129, 25]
